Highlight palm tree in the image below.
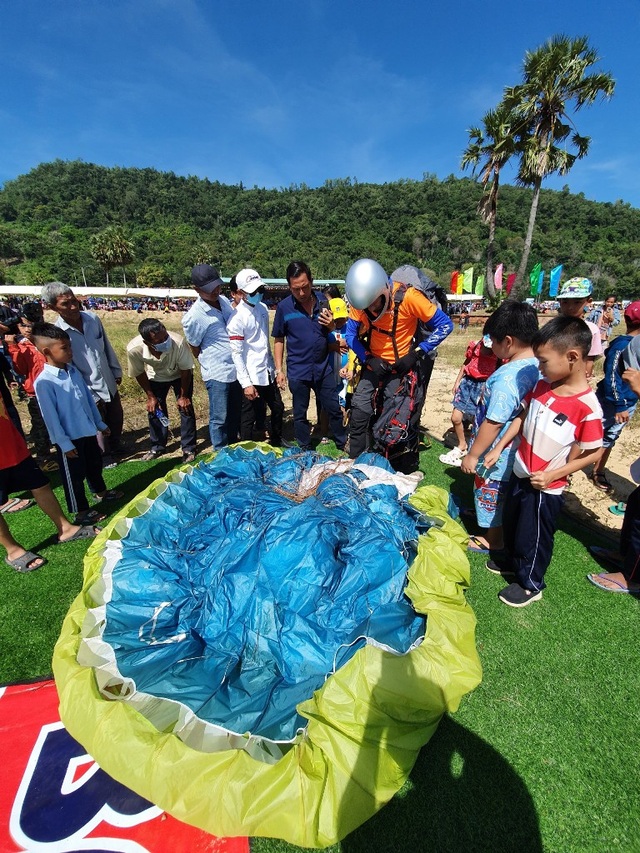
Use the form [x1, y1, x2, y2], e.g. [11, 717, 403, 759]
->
[461, 102, 519, 298]
[505, 35, 615, 294]
[90, 226, 134, 285]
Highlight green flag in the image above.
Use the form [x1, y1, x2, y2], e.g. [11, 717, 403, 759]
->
[529, 263, 542, 296]
[463, 266, 474, 292]
[474, 274, 485, 296]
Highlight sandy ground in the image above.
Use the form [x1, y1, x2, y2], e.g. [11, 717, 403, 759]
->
[421, 361, 637, 541]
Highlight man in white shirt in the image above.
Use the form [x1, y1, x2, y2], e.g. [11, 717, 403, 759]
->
[127, 319, 197, 463]
[226, 269, 284, 446]
[182, 265, 241, 450]
[41, 281, 124, 464]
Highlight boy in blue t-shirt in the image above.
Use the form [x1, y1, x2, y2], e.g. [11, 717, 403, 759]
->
[461, 301, 540, 555]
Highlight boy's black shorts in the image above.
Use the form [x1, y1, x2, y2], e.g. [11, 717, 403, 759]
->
[0, 455, 49, 505]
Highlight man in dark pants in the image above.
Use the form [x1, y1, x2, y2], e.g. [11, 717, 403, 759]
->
[126, 319, 197, 463]
[272, 261, 346, 451]
[344, 258, 453, 473]
[227, 268, 284, 446]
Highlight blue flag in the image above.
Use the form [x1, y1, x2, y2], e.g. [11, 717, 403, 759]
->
[549, 265, 563, 297]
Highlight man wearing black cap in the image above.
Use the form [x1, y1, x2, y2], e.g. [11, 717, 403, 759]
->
[182, 264, 241, 450]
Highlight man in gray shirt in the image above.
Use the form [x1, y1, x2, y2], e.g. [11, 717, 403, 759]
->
[41, 282, 124, 464]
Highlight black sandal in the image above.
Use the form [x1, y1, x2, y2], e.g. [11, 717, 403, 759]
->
[591, 471, 613, 493]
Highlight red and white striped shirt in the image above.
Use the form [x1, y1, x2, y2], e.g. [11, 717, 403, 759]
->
[514, 380, 603, 494]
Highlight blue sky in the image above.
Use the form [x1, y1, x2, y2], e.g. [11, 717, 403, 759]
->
[2, 0, 639, 207]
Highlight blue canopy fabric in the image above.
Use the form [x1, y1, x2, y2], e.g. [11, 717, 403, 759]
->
[54, 446, 482, 846]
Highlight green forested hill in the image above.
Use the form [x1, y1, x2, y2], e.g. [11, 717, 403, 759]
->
[1, 160, 639, 296]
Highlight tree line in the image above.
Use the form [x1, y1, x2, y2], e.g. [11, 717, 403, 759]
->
[0, 157, 638, 299]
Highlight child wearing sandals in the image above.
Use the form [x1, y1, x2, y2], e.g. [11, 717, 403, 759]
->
[32, 323, 122, 525]
[589, 301, 640, 494]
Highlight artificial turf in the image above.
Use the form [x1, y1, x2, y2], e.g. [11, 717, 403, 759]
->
[1, 443, 638, 852]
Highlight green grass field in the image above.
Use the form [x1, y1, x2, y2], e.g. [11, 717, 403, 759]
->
[2, 311, 639, 852]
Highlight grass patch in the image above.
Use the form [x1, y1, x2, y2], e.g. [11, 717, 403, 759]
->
[3, 311, 639, 851]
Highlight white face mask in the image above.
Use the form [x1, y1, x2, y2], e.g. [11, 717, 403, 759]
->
[246, 292, 263, 306]
[151, 336, 172, 352]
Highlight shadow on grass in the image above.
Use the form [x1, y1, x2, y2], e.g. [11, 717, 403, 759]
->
[341, 716, 542, 853]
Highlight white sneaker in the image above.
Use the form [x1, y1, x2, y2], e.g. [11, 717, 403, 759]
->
[439, 447, 466, 466]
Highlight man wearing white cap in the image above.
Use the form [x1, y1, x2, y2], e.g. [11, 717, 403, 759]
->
[182, 264, 241, 450]
[226, 269, 284, 445]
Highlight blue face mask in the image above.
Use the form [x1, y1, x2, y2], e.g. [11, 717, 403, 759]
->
[152, 336, 172, 353]
[246, 292, 263, 306]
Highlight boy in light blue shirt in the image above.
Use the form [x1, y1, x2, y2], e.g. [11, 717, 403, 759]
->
[32, 323, 122, 524]
[461, 301, 540, 556]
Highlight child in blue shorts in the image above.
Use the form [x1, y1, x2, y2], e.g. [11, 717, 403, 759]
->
[461, 301, 540, 555]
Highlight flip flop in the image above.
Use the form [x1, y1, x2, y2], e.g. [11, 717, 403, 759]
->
[74, 510, 107, 525]
[587, 572, 637, 593]
[608, 502, 626, 517]
[1, 498, 34, 514]
[467, 535, 490, 554]
[5, 550, 46, 572]
[95, 489, 124, 502]
[58, 525, 101, 544]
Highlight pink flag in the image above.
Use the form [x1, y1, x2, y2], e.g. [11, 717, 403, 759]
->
[495, 264, 503, 291]
[506, 273, 516, 295]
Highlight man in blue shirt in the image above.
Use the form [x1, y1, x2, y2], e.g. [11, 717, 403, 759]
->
[273, 261, 346, 450]
[182, 264, 241, 450]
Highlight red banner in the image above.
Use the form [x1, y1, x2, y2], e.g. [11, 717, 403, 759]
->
[0, 680, 248, 853]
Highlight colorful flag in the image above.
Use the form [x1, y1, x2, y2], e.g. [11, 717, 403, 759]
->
[457, 272, 463, 294]
[537, 269, 544, 295]
[450, 270, 459, 294]
[475, 274, 485, 296]
[529, 263, 542, 297]
[463, 267, 474, 293]
[506, 273, 516, 295]
[549, 265, 563, 297]
[494, 264, 503, 291]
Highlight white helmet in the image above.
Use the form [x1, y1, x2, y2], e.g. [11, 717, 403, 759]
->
[345, 258, 391, 313]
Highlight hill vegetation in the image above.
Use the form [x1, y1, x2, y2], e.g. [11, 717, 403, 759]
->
[0, 159, 638, 298]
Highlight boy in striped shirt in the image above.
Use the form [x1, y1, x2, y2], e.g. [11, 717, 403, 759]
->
[488, 316, 603, 607]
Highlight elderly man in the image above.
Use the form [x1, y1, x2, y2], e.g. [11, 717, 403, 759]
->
[127, 318, 196, 463]
[41, 281, 124, 464]
[182, 264, 241, 450]
[227, 268, 284, 445]
[272, 260, 346, 451]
